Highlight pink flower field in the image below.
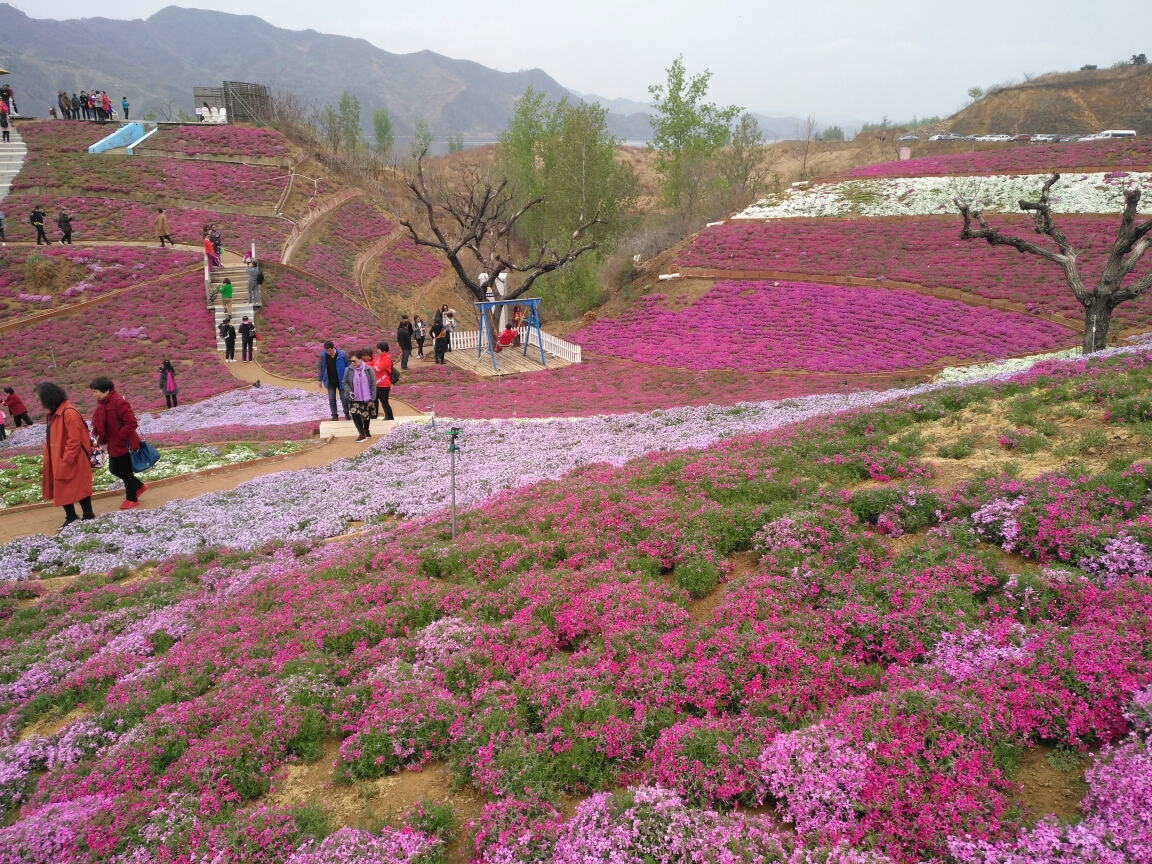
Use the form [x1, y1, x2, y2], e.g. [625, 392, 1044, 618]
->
[572, 280, 1074, 374]
[143, 124, 296, 158]
[297, 199, 396, 294]
[840, 138, 1152, 179]
[12, 155, 288, 207]
[0, 269, 239, 414]
[15, 120, 105, 153]
[678, 215, 1152, 330]
[0, 246, 201, 321]
[257, 270, 386, 379]
[2, 194, 291, 254]
[375, 237, 443, 296]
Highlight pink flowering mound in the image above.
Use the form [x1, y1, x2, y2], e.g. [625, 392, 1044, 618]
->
[12, 154, 288, 207]
[144, 123, 296, 158]
[257, 270, 385, 379]
[0, 269, 240, 413]
[376, 237, 444, 296]
[15, 120, 105, 153]
[2, 193, 291, 253]
[297, 199, 396, 295]
[571, 280, 1073, 373]
[2, 357, 1152, 861]
[841, 138, 1152, 179]
[397, 351, 929, 418]
[677, 216, 1152, 329]
[0, 246, 200, 321]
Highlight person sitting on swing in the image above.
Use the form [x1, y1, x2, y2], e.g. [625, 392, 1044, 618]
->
[495, 323, 517, 352]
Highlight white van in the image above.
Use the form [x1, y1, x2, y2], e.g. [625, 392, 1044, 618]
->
[1098, 130, 1137, 139]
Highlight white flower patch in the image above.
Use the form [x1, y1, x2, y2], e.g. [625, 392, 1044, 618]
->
[736, 172, 1152, 220]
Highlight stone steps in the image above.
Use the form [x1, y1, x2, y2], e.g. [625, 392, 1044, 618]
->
[0, 127, 26, 205]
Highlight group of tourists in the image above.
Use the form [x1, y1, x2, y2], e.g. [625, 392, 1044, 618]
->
[203, 225, 223, 267]
[52, 90, 124, 123]
[218, 314, 256, 363]
[317, 340, 398, 442]
[27, 205, 73, 245]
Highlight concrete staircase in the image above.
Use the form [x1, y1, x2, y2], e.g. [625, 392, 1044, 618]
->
[209, 264, 257, 351]
[0, 125, 26, 205]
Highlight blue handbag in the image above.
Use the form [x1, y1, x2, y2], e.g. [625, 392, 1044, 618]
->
[130, 440, 161, 473]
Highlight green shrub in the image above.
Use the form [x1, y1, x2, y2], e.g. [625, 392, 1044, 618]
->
[287, 708, 326, 761]
[937, 435, 978, 459]
[675, 557, 719, 599]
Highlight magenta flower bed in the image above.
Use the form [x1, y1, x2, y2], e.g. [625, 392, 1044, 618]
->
[0, 269, 240, 414]
[144, 124, 296, 158]
[840, 139, 1152, 179]
[258, 271, 385, 379]
[298, 200, 396, 294]
[0, 247, 200, 321]
[14, 120, 106, 153]
[571, 280, 1073, 373]
[1, 194, 291, 255]
[376, 237, 443, 296]
[678, 216, 1152, 330]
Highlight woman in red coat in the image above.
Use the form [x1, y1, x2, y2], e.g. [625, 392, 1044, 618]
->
[36, 382, 95, 527]
[89, 377, 146, 510]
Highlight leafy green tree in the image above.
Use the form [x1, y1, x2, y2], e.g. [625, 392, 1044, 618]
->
[496, 87, 637, 251]
[647, 56, 741, 220]
[338, 92, 363, 154]
[319, 103, 342, 155]
[718, 113, 777, 203]
[967, 86, 985, 101]
[410, 117, 433, 159]
[447, 134, 465, 154]
[821, 125, 845, 141]
[373, 108, 394, 157]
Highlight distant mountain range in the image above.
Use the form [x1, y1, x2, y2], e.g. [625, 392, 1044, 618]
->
[0, 4, 864, 145]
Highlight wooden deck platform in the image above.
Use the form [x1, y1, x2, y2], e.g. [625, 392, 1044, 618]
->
[443, 345, 573, 378]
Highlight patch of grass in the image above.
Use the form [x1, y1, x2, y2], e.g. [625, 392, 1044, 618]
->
[1046, 746, 1081, 773]
[937, 434, 980, 460]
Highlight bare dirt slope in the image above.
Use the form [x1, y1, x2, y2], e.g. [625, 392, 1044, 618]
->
[946, 64, 1152, 136]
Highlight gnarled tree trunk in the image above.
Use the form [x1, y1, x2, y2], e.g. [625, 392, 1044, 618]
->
[957, 173, 1152, 353]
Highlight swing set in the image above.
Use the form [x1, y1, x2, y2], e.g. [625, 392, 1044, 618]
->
[473, 298, 547, 372]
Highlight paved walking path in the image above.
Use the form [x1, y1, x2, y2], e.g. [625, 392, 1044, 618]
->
[0, 125, 26, 204]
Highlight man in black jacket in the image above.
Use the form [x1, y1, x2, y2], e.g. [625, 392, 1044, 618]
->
[30, 206, 48, 245]
[57, 210, 73, 244]
[396, 315, 413, 370]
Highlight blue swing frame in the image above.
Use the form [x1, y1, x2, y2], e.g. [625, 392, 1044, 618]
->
[474, 298, 546, 371]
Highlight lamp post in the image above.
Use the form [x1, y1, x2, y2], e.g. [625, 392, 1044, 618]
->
[447, 426, 461, 539]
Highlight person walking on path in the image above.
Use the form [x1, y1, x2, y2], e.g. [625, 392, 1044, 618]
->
[431, 318, 449, 364]
[445, 309, 457, 352]
[343, 349, 377, 442]
[371, 341, 395, 421]
[318, 341, 350, 421]
[57, 209, 73, 244]
[0, 107, 9, 144]
[218, 278, 233, 315]
[159, 360, 179, 408]
[413, 314, 426, 359]
[35, 382, 95, 527]
[219, 317, 236, 362]
[239, 316, 255, 363]
[396, 315, 412, 370]
[246, 259, 262, 307]
[209, 225, 222, 258]
[3, 388, 32, 426]
[90, 377, 146, 510]
[154, 208, 174, 247]
[121, 96, 129, 120]
[203, 231, 220, 269]
[30, 205, 49, 245]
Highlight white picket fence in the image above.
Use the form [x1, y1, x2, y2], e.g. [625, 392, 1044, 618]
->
[449, 327, 582, 364]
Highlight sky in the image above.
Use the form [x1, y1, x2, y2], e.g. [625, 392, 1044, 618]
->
[11, 0, 1152, 124]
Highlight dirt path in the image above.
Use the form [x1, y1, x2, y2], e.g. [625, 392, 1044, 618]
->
[0, 436, 370, 542]
[5, 239, 248, 264]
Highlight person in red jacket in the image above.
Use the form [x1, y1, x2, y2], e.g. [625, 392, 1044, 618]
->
[89, 377, 146, 509]
[2, 387, 32, 426]
[370, 341, 395, 421]
[36, 382, 95, 527]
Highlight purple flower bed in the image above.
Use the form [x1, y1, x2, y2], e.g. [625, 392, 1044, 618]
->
[572, 280, 1073, 373]
[0, 247, 200, 321]
[144, 124, 296, 158]
[676, 216, 1152, 329]
[298, 199, 396, 294]
[841, 139, 1152, 179]
[376, 237, 443, 296]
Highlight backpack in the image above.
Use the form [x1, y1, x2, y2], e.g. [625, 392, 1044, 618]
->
[390, 368, 400, 385]
[256, 269, 264, 285]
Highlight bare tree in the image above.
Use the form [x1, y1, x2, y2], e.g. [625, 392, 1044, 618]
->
[957, 173, 1152, 352]
[400, 154, 605, 305]
[157, 100, 176, 122]
[795, 115, 819, 181]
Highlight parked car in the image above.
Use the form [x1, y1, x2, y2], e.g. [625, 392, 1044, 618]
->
[1098, 129, 1137, 139]
[898, 134, 919, 141]
[985, 134, 1012, 142]
[1030, 134, 1060, 143]
[1009, 134, 1032, 142]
